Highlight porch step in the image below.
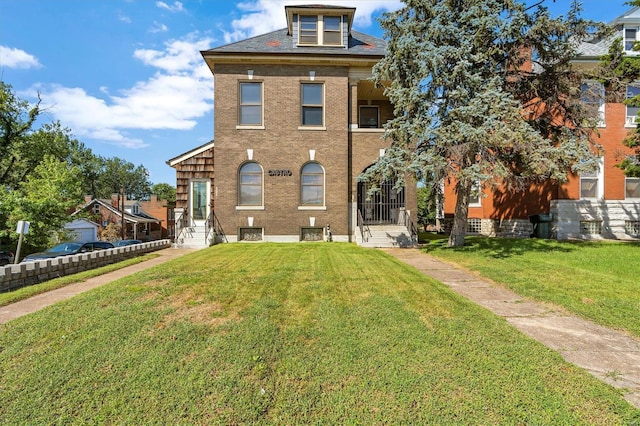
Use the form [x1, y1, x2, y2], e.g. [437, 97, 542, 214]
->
[175, 227, 211, 249]
[358, 225, 415, 248]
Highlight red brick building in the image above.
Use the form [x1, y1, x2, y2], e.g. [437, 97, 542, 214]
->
[440, 7, 640, 240]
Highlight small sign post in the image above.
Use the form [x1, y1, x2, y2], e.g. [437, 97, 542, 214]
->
[14, 220, 30, 264]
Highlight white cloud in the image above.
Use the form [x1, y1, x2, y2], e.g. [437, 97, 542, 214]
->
[0, 46, 42, 69]
[156, 1, 185, 13]
[36, 35, 214, 149]
[118, 12, 132, 24]
[222, 0, 402, 43]
[150, 21, 169, 33]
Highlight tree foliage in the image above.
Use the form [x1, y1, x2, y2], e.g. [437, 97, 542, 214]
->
[0, 83, 156, 252]
[152, 183, 177, 203]
[362, 0, 607, 246]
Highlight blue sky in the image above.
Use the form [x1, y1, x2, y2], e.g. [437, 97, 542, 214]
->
[0, 0, 633, 185]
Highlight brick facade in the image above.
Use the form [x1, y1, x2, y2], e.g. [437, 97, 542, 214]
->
[169, 5, 418, 244]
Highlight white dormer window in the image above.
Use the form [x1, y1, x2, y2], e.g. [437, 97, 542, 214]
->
[297, 15, 343, 47]
[323, 16, 342, 45]
[132, 204, 140, 215]
[625, 27, 639, 52]
[299, 15, 318, 45]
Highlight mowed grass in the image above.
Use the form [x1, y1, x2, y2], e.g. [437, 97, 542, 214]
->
[0, 243, 638, 424]
[423, 237, 640, 338]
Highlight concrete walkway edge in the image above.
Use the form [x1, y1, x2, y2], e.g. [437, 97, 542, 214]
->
[382, 247, 640, 409]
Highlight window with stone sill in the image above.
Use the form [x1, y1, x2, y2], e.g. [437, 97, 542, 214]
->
[239, 82, 263, 126]
[301, 83, 324, 126]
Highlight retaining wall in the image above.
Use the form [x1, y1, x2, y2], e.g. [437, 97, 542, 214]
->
[0, 240, 172, 292]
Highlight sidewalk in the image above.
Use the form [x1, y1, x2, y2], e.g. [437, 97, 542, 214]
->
[382, 247, 640, 409]
[0, 247, 196, 325]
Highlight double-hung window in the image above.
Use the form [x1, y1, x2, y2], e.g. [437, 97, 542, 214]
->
[239, 82, 262, 126]
[625, 27, 638, 52]
[299, 15, 318, 45]
[300, 162, 324, 206]
[580, 81, 605, 127]
[301, 83, 324, 126]
[238, 162, 263, 206]
[626, 177, 640, 199]
[323, 16, 342, 45]
[580, 158, 603, 199]
[626, 84, 640, 126]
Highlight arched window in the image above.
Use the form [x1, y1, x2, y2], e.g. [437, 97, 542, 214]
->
[238, 162, 263, 206]
[300, 162, 324, 206]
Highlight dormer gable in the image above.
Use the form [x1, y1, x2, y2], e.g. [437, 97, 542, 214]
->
[611, 6, 640, 55]
[285, 4, 355, 48]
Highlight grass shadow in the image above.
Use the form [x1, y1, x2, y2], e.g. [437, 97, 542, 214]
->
[421, 236, 579, 259]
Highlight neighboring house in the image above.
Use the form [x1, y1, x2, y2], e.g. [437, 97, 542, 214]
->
[72, 195, 169, 241]
[64, 218, 99, 242]
[168, 4, 417, 246]
[439, 7, 640, 240]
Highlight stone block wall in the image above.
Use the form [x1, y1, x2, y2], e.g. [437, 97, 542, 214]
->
[550, 199, 640, 240]
[0, 240, 171, 292]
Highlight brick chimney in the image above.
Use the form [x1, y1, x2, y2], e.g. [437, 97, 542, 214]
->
[111, 194, 120, 208]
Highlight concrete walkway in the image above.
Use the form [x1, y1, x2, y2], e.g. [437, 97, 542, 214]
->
[382, 247, 640, 408]
[0, 247, 196, 325]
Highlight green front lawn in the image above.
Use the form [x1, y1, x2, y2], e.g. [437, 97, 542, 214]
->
[0, 243, 637, 424]
[424, 237, 640, 338]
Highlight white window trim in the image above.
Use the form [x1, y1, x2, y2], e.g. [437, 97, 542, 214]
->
[237, 162, 264, 208]
[469, 181, 482, 207]
[626, 83, 640, 127]
[579, 157, 604, 200]
[238, 81, 264, 127]
[322, 15, 343, 47]
[298, 15, 318, 46]
[625, 176, 640, 199]
[624, 26, 640, 55]
[297, 14, 344, 47]
[299, 162, 326, 208]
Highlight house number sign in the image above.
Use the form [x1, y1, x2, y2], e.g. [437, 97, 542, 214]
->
[268, 169, 292, 177]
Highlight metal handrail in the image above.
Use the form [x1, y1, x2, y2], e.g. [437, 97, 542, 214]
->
[175, 209, 194, 242]
[357, 209, 371, 243]
[206, 210, 227, 244]
[403, 209, 418, 244]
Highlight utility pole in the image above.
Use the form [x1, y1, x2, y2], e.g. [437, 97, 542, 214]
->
[121, 185, 126, 240]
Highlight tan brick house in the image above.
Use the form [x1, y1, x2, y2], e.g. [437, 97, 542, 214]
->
[169, 4, 417, 246]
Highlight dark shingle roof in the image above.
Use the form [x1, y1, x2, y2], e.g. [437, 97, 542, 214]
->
[203, 28, 386, 57]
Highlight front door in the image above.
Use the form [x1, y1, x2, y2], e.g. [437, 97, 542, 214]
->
[358, 178, 405, 225]
[190, 180, 210, 227]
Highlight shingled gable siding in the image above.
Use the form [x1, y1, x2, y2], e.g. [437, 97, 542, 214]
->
[173, 147, 214, 212]
[0, 240, 171, 292]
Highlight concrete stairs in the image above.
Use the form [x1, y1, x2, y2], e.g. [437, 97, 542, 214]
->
[357, 225, 416, 248]
[174, 225, 211, 249]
